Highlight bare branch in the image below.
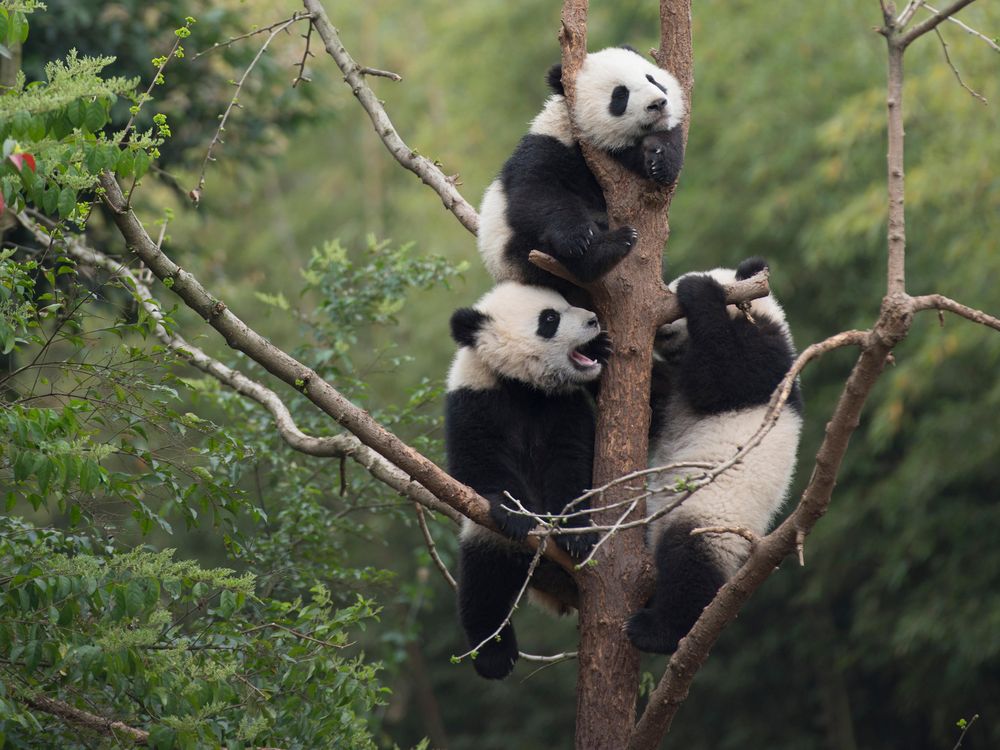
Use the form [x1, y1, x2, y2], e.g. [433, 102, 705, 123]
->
[360, 66, 402, 81]
[690, 525, 760, 547]
[18, 212, 463, 524]
[519, 650, 577, 663]
[302, 0, 479, 235]
[933, 27, 988, 103]
[192, 13, 311, 59]
[96, 173, 574, 571]
[896, 1, 926, 28]
[899, 0, 979, 47]
[414, 503, 457, 589]
[191, 14, 309, 205]
[292, 21, 315, 88]
[925, 4, 1000, 52]
[911, 293, 1000, 331]
[23, 695, 149, 745]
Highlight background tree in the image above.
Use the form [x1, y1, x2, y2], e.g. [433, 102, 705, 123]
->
[1, 0, 998, 748]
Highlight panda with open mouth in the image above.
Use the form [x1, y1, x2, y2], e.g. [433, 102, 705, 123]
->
[445, 281, 609, 679]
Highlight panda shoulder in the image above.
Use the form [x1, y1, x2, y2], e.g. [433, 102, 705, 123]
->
[447, 347, 498, 393]
[528, 95, 575, 147]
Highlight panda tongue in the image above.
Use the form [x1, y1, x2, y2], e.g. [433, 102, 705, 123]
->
[570, 349, 597, 367]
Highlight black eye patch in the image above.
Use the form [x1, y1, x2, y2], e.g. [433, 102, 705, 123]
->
[536, 308, 561, 339]
[646, 74, 667, 95]
[609, 85, 629, 116]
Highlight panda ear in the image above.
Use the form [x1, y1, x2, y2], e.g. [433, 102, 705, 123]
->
[450, 308, 489, 348]
[546, 64, 565, 95]
[736, 256, 769, 281]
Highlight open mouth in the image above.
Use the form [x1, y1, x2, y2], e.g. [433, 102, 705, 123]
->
[569, 332, 611, 371]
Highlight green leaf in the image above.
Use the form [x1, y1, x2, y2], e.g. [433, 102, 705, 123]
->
[83, 100, 106, 133]
[133, 149, 151, 179]
[116, 148, 134, 177]
[57, 187, 76, 219]
[66, 98, 85, 128]
[124, 580, 144, 618]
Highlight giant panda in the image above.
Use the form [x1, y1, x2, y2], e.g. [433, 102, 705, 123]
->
[478, 46, 686, 295]
[446, 281, 609, 679]
[626, 257, 803, 655]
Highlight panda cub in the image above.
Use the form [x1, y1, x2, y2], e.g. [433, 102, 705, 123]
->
[479, 46, 685, 294]
[626, 257, 803, 655]
[446, 282, 609, 679]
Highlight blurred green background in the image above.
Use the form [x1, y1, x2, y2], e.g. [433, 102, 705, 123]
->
[12, 0, 1000, 747]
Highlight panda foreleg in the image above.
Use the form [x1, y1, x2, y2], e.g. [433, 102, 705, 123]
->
[626, 521, 728, 654]
[458, 537, 531, 680]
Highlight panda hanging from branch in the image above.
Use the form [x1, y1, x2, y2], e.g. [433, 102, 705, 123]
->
[478, 45, 686, 294]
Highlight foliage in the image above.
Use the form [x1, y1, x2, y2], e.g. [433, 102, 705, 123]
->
[0, 516, 385, 749]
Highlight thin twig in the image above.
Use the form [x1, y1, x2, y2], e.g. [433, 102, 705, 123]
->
[924, 5, 1000, 51]
[952, 714, 980, 750]
[933, 27, 988, 103]
[292, 21, 315, 88]
[897, 0, 926, 28]
[191, 15, 307, 204]
[360, 66, 402, 81]
[191, 12, 313, 59]
[453, 537, 548, 663]
[899, 0, 979, 47]
[414, 503, 457, 590]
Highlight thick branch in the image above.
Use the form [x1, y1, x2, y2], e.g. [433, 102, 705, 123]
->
[885, 42, 906, 294]
[899, 0, 979, 46]
[96, 172, 573, 571]
[19, 212, 463, 524]
[911, 293, 1000, 331]
[629, 296, 913, 748]
[302, 0, 479, 235]
[24, 696, 149, 744]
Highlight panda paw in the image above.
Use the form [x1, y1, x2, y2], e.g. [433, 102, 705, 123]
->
[605, 226, 639, 255]
[675, 273, 726, 312]
[556, 528, 597, 559]
[471, 624, 519, 680]
[624, 607, 679, 655]
[550, 222, 596, 259]
[579, 331, 612, 365]
[489, 503, 537, 542]
[644, 142, 676, 185]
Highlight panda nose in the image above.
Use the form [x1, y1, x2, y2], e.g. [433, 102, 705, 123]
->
[646, 98, 667, 113]
[587, 315, 599, 328]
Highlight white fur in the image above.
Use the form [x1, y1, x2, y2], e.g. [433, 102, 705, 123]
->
[648, 398, 802, 574]
[450, 282, 603, 394]
[649, 271, 800, 572]
[574, 47, 685, 152]
[528, 96, 575, 146]
[478, 180, 517, 282]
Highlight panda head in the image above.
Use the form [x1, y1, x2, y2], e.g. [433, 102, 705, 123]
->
[450, 282, 609, 392]
[656, 257, 789, 361]
[547, 46, 685, 152]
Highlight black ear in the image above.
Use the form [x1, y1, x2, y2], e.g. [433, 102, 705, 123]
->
[450, 307, 489, 347]
[736, 256, 769, 281]
[546, 63, 564, 95]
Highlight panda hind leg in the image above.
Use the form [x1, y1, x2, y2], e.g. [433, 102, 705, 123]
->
[625, 521, 728, 654]
[458, 539, 530, 679]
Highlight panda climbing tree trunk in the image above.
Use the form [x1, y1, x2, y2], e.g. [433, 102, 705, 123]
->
[555, 2, 694, 748]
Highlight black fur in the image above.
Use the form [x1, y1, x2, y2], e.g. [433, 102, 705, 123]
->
[497, 134, 639, 295]
[634, 260, 801, 654]
[625, 520, 727, 654]
[448, 378, 598, 679]
[536, 308, 561, 339]
[450, 307, 488, 348]
[672, 273, 802, 416]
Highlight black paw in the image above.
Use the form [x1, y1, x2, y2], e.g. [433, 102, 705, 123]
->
[644, 142, 674, 184]
[602, 226, 638, 258]
[675, 273, 726, 311]
[471, 624, 519, 680]
[580, 331, 612, 365]
[556, 528, 598, 559]
[735, 256, 769, 281]
[550, 222, 596, 259]
[489, 502, 537, 542]
[625, 608, 680, 655]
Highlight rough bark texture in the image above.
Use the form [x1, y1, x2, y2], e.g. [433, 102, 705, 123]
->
[559, 1, 695, 747]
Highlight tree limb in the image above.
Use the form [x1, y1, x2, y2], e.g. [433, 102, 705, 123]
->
[899, 0, 979, 46]
[302, 0, 479, 235]
[24, 695, 149, 745]
[95, 172, 573, 571]
[911, 293, 1000, 331]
